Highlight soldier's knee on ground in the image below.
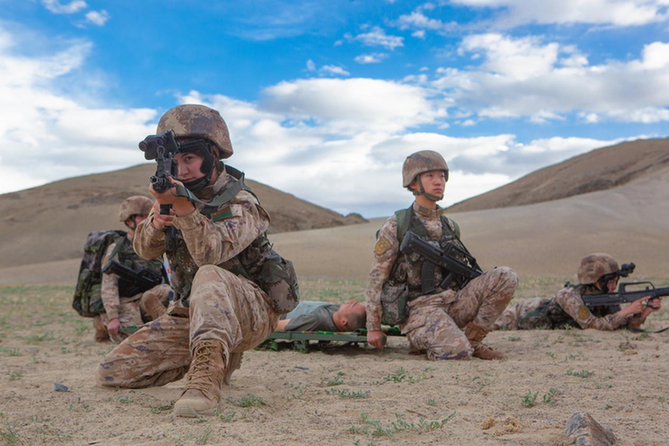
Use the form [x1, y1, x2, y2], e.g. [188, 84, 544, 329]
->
[427, 341, 473, 361]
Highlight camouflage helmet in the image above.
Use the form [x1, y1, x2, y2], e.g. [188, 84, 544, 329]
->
[402, 150, 449, 187]
[119, 196, 153, 223]
[577, 253, 619, 285]
[157, 104, 233, 159]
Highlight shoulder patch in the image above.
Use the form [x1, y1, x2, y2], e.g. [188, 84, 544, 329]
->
[211, 205, 234, 222]
[578, 304, 590, 320]
[375, 237, 392, 256]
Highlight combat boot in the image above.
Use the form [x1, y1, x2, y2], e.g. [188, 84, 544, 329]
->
[464, 322, 505, 360]
[224, 352, 243, 386]
[173, 340, 226, 417]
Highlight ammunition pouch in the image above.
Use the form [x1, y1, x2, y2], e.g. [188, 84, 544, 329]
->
[380, 283, 410, 326]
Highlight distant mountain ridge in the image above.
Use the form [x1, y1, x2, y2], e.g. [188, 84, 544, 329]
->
[448, 138, 669, 213]
[0, 164, 366, 269]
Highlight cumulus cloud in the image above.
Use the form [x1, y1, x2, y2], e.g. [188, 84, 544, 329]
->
[85, 10, 110, 26]
[354, 53, 388, 64]
[450, 0, 669, 27]
[0, 27, 156, 194]
[429, 33, 669, 123]
[42, 0, 87, 14]
[346, 26, 404, 50]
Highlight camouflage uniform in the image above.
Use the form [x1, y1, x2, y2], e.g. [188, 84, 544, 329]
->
[493, 253, 647, 331]
[365, 202, 518, 360]
[96, 170, 279, 387]
[493, 286, 646, 330]
[95, 236, 171, 343]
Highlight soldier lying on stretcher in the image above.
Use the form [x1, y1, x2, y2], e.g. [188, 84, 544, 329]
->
[275, 300, 367, 332]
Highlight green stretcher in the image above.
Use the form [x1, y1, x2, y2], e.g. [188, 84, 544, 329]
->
[265, 326, 403, 353]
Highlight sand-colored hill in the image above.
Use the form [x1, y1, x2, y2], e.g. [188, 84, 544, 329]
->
[0, 164, 365, 269]
[2, 159, 669, 286]
[449, 138, 669, 213]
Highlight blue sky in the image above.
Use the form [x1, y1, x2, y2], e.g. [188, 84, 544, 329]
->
[1, 0, 668, 217]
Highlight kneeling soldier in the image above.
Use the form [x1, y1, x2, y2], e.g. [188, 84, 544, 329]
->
[94, 196, 171, 343]
[96, 104, 298, 417]
[365, 151, 518, 360]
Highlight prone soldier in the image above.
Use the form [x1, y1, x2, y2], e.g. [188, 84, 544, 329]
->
[96, 104, 298, 417]
[94, 196, 171, 343]
[365, 151, 518, 360]
[493, 253, 662, 331]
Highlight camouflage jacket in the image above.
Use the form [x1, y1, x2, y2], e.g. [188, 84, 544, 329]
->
[552, 285, 646, 330]
[134, 168, 270, 306]
[100, 234, 163, 320]
[364, 202, 460, 332]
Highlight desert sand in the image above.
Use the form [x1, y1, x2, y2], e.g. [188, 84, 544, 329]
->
[1, 140, 669, 445]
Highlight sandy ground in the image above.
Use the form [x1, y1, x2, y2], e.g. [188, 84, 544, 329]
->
[1, 279, 668, 446]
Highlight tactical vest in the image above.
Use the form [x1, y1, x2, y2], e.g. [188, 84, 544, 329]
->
[380, 206, 465, 326]
[389, 206, 467, 299]
[516, 284, 618, 330]
[109, 236, 165, 298]
[165, 167, 299, 314]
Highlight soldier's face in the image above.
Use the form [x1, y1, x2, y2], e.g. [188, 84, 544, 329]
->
[174, 152, 205, 183]
[414, 170, 447, 196]
[606, 277, 619, 293]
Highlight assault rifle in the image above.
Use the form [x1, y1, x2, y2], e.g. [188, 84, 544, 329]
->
[582, 281, 669, 308]
[102, 260, 163, 297]
[138, 130, 179, 252]
[399, 231, 482, 293]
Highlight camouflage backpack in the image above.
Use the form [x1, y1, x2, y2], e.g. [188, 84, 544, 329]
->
[72, 230, 127, 317]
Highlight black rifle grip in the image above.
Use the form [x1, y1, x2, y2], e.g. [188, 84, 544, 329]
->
[160, 204, 171, 215]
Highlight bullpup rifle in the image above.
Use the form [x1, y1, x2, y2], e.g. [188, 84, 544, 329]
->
[102, 260, 163, 297]
[400, 231, 482, 293]
[138, 130, 179, 252]
[582, 281, 669, 308]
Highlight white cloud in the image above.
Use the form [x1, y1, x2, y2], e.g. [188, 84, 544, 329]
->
[321, 65, 350, 76]
[42, 0, 87, 14]
[429, 33, 669, 123]
[354, 53, 388, 64]
[396, 10, 457, 34]
[304, 60, 350, 76]
[85, 10, 110, 26]
[260, 78, 445, 134]
[450, 0, 669, 27]
[347, 26, 404, 50]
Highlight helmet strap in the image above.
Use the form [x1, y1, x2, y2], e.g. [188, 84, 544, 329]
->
[125, 215, 138, 230]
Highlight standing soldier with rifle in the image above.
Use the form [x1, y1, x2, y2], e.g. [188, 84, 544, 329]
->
[97, 104, 298, 418]
[493, 254, 663, 331]
[365, 151, 518, 360]
[94, 196, 171, 343]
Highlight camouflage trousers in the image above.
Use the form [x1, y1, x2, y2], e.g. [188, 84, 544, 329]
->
[404, 266, 518, 360]
[96, 266, 278, 388]
[94, 284, 172, 343]
[492, 297, 549, 331]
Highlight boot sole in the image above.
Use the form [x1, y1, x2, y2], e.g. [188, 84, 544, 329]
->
[173, 404, 215, 418]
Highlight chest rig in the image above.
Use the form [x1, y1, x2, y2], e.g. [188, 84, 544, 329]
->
[165, 166, 299, 314]
[390, 207, 468, 299]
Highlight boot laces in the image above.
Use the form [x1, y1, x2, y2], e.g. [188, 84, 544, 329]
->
[185, 341, 216, 393]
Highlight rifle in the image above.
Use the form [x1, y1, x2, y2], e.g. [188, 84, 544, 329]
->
[138, 130, 179, 252]
[399, 231, 482, 293]
[582, 281, 669, 308]
[102, 260, 163, 297]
